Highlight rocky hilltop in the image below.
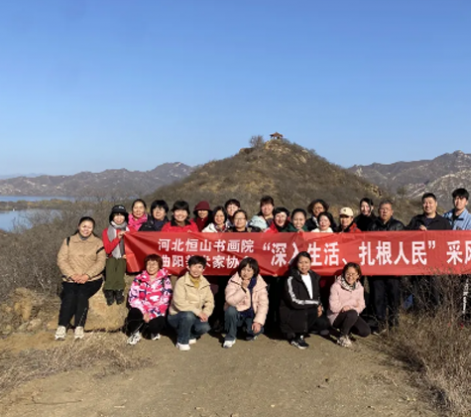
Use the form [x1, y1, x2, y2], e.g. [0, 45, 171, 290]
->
[0, 163, 193, 198]
[349, 150, 471, 205]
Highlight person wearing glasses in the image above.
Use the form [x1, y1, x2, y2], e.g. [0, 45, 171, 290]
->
[327, 262, 370, 347]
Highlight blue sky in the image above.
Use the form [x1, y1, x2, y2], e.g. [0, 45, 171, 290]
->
[0, 0, 470, 176]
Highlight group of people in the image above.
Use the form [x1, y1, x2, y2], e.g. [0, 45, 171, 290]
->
[55, 187, 471, 348]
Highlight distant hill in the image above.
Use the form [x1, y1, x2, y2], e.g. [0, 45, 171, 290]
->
[0, 163, 193, 198]
[349, 150, 471, 205]
[149, 139, 420, 222]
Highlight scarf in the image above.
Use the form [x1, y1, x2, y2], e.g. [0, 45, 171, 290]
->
[195, 216, 210, 232]
[189, 275, 200, 289]
[128, 213, 148, 231]
[240, 276, 257, 319]
[287, 223, 309, 232]
[107, 221, 128, 258]
[340, 275, 358, 291]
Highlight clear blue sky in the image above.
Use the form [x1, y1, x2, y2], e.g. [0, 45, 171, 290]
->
[0, 0, 470, 175]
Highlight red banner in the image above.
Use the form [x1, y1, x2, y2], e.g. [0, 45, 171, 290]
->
[124, 231, 471, 276]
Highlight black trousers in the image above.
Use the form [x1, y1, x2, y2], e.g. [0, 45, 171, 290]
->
[411, 275, 442, 312]
[371, 276, 401, 327]
[333, 310, 371, 337]
[285, 310, 330, 340]
[125, 308, 166, 337]
[58, 279, 103, 327]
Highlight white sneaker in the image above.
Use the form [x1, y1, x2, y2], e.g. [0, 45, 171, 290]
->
[223, 339, 236, 349]
[189, 338, 197, 345]
[55, 325, 66, 340]
[74, 326, 84, 340]
[176, 343, 190, 351]
[151, 333, 161, 341]
[127, 332, 142, 345]
[337, 335, 352, 347]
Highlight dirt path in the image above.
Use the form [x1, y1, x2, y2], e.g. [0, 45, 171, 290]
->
[1, 332, 436, 417]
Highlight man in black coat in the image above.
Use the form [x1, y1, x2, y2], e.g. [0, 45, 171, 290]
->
[407, 192, 451, 312]
[368, 199, 405, 333]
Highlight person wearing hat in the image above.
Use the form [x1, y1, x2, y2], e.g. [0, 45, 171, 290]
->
[338, 207, 361, 233]
[193, 201, 212, 232]
[102, 205, 129, 306]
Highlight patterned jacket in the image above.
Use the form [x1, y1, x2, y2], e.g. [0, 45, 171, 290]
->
[128, 269, 173, 319]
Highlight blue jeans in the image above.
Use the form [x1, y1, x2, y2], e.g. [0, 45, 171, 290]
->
[167, 312, 211, 345]
[224, 306, 263, 341]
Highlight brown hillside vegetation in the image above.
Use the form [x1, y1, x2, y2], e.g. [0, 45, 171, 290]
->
[149, 138, 420, 222]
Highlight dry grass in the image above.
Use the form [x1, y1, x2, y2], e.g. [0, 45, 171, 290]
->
[386, 277, 471, 416]
[0, 333, 140, 400]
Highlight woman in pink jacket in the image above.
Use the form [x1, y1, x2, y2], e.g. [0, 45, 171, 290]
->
[327, 262, 370, 347]
[223, 257, 269, 348]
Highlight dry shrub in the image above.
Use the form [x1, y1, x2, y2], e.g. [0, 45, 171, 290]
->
[388, 276, 471, 416]
[0, 333, 139, 399]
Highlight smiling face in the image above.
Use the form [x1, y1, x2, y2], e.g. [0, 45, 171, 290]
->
[226, 203, 239, 217]
[422, 197, 437, 217]
[189, 263, 204, 279]
[454, 195, 468, 213]
[274, 212, 288, 227]
[379, 203, 393, 223]
[297, 255, 311, 275]
[197, 210, 209, 219]
[340, 215, 352, 230]
[360, 201, 372, 216]
[292, 212, 306, 230]
[113, 213, 125, 225]
[344, 266, 360, 285]
[132, 202, 146, 219]
[233, 212, 247, 231]
[313, 203, 325, 217]
[146, 260, 160, 276]
[174, 209, 188, 223]
[319, 215, 331, 231]
[214, 210, 225, 227]
[261, 203, 274, 218]
[78, 220, 94, 238]
[152, 206, 166, 221]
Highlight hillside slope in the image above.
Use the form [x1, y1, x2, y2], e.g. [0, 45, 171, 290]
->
[149, 139, 419, 221]
[0, 163, 193, 198]
[349, 150, 471, 204]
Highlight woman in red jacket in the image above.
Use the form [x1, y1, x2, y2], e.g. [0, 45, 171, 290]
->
[162, 201, 199, 233]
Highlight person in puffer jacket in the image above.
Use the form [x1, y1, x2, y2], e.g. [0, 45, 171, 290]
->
[328, 262, 370, 347]
[222, 257, 269, 348]
[126, 254, 172, 345]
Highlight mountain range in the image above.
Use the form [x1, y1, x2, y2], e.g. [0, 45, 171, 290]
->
[0, 163, 193, 198]
[349, 150, 471, 205]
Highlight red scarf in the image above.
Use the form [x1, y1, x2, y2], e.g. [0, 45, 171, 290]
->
[129, 213, 148, 231]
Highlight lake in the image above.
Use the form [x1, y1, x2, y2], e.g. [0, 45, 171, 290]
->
[0, 196, 72, 231]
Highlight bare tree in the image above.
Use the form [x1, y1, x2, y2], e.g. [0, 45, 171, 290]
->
[249, 135, 265, 148]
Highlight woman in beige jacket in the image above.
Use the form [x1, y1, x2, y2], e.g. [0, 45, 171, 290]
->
[55, 216, 106, 340]
[223, 257, 268, 348]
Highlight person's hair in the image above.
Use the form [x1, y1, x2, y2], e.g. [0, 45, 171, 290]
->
[342, 262, 362, 278]
[74, 216, 96, 235]
[359, 197, 374, 208]
[171, 200, 190, 214]
[273, 207, 290, 217]
[132, 198, 147, 210]
[144, 254, 163, 270]
[294, 251, 311, 264]
[291, 208, 307, 220]
[378, 199, 394, 210]
[225, 199, 241, 210]
[237, 257, 260, 278]
[318, 211, 334, 227]
[259, 195, 274, 208]
[188, 255, 207, 268]
[210, 205, 228, 224]
[452, 188, 469, 200]
[307, 199, 329, 215]
[233, 209, 248, 220]
[422, 192, 437, 202]
[150, 199, 169, 214]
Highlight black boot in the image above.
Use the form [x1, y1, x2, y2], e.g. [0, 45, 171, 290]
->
[115, 290, 125, 305]
[104, 289, 115, 306]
